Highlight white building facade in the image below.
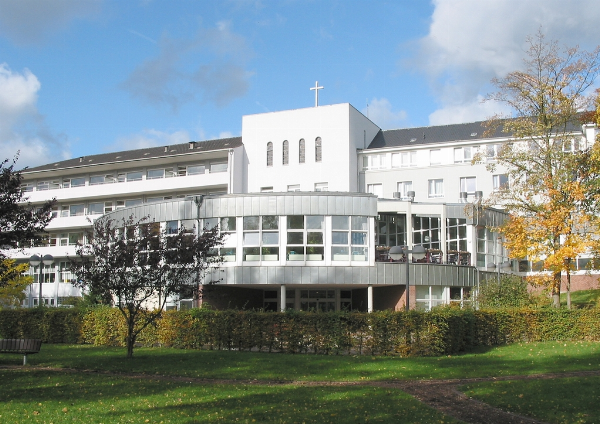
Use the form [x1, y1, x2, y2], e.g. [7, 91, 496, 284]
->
[8, 103, 597, 310]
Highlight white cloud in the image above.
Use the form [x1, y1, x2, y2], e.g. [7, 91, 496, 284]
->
[362, 98, 407, 130]
[0, 64, 70, 167]
[414, 0, 600, 125]
[109, 129, 191, 151]
[121, 22, 254, 111]
[0, 0, 101, 45]
[218, 131, 235, 139]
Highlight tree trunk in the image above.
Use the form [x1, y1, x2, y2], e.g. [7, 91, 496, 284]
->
[126, 315, 136, 358]
[566, 268, 572, 310]
[552, 271, 561, 308]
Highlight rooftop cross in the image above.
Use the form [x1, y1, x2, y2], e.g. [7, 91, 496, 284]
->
[310, 81, 323, 107]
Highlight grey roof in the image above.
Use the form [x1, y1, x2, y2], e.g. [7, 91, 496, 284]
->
[367, 118, 584, 149]
[26, 137, 242, 173]
[367, 121, 507, 149]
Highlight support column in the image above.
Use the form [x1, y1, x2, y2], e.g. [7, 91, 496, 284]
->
[367, 285, 373, 312]
[280, 284, 286, 312]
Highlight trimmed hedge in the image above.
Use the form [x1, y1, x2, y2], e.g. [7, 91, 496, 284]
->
[0, 308, 82, 343]
[3, 307, 600, 356]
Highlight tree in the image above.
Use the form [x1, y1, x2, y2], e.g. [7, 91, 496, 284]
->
[476, 275, 532, 309]
[69, 215, 224, 358]
[0, 155, 55, 285]
[0, 259, 32, 308]
[481, 31, 600, 308]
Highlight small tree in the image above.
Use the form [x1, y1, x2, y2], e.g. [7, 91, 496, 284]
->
[477, 275, 532, 309]
[481, 31, 600, 307]
[0, 259, 32, 308]
[69, 215, 224, 358]
[0, 155, 55, 286]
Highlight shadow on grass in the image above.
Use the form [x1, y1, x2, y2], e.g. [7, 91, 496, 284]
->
[0, 369, 458, 424]
[5, 341, 599, 382]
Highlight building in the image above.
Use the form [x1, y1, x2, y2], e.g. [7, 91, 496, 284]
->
[8, 103, 598, 310]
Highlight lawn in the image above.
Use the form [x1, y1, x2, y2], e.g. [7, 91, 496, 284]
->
[1, 341, 599, 423]
[9, 340, 600, 381]
[561, 288, 600, 308]
[462, 376, 600, 424]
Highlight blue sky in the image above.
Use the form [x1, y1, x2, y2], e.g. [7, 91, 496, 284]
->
[2, 0, 600, 168]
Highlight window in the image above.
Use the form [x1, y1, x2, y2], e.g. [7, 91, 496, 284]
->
[90, 174, 116, 185]
[68, 232, 83, 246]
[125, 199, 143, 207]
[486, 144, 501, 160]
[315, 137, 322, 162]
[454, 146, 474, 163]
[286, 215, 325, 261]
[283, 140, 289, 165]
[243, 216, 279, 261]
[69, 204, 85, 216]
[430, 149, 442, 165]
[367, 183, 383, 197]
[364, 154, 387, 170]
[88, 202, 104, 215]
[63, 177, 85, 188]
[428, 179, 444, 198]
[267, 142, 273, 167]
[399, 151, 417, 167]
[446, 218, 468, 260]
[147, 169, 165, 179]
[21, 183, 33, 192]
[314, 182, 328, 192]
[37, 180, 59, 191]
[299, 139, 305, 163]
[287, 184, 300, 192]
[331, 216, 368, 261]
[493, 174, 509, 191]
[460, 176, 476, 195]
[376, 213, 407, 249]
[209, 160, 227, 173]
[413, 216, 441, 250]
[397, 181, 413, 197]
[126, 171, 143, 182]
[260, 186, 273, 193]
[187, 164, 205, 175]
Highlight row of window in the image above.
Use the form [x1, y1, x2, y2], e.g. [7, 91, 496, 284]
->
[49, 191, 226, 218]
[362, 139, 582, 171]
[260, 182, 328, 193]
[367, 174, 508, 199]
[21, 160, 228, 192]
[267, 137, 322, 167]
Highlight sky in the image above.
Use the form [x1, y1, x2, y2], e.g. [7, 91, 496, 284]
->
[2, 0, 600, 168]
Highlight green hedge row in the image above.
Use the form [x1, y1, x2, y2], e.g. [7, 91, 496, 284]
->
[2, 307, 600, 356]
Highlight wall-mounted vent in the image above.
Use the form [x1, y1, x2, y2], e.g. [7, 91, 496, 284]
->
[406, 191, 415, 202]
[459, 191, 468, 203]
[475, 190, 483, 200]
[392, 192, 402, 199]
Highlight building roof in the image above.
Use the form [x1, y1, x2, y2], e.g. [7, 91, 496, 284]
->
[368, 117, 587, 150]
[25, 137, 243, 173]
[367, 121, 507, 149]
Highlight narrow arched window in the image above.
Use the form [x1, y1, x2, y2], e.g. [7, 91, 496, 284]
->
[299, 139, 305, 163]
[282, 140, 289, 165]
[315, 137, 322, 162]
[267, 142, 273, 167]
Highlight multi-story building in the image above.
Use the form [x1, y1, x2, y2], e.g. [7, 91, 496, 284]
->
[8, 103, 597, 310]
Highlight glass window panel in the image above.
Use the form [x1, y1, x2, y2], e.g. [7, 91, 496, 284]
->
[147, 169, 164, 179]
[210, 162, 227, 173]
[287, 215, 304, 229]
[69, 204, 85, 216]
[306, 246, 324, 260]
[71, 177, 85, 187]
[306, 215, 324, 229]
[243, 232, 260, 245]
[165, 221, 178, 234]
[262, 216, 278, 230]
[243, 216, 260, 231]
[125, 199, 143, 207]
[332, 246, 349, 260]
[88, 203, 104, 215]
[127, 171, 143, 181]
[287, 232, 304, 244]
[243, 247, 260, 260]
[220, 217, 236, 232]
[307, 232, 323, 245]
[203, 218, 218, 230]
[332, 231, 349, 245]
[332, 216, 349, 230]
[351, 216, 368, 231]
[287, 247, 304, 261]
[262, 232, 279, 245]
[351, 232, 367, 245]
[187, 165, 205, 175]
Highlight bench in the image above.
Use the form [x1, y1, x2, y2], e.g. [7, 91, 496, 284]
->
[0, 339, 42, 365]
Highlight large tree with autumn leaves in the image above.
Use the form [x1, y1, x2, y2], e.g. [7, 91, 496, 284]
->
[481, 31, 600, 308]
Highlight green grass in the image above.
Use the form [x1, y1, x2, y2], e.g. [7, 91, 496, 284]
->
[561, 288, 600, 308]
[2, 340, 600, 381]
[462, 376, 600, 424]
[0, 369, 460, 424]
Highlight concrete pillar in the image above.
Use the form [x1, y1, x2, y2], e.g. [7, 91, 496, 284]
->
[280, 284, 286, 312]
[367, 285, 373, 312]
